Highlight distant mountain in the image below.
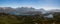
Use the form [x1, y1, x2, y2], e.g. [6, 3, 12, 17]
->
[0, 7, 16, 13]
[0, 7, 54, 15]
[39, 8, 48, 14]
[0, 7, 4, 12]
[49, 9, 60, 13]
[16, 7, 35, 13]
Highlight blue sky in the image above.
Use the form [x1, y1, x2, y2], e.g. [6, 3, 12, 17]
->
[0, 0, 60, 10]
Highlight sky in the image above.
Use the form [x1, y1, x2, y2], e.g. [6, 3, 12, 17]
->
[0, 0, 60, 10]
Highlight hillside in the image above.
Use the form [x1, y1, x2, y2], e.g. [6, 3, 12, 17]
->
[0, 13, 60, 24]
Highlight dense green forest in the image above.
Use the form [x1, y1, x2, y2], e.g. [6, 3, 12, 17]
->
[0, 12, 60, 24]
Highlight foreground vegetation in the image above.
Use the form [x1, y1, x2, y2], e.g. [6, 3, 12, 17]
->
[0, 12, 60, 24]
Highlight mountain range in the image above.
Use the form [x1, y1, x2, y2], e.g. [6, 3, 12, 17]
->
[0, 7, 60, 15]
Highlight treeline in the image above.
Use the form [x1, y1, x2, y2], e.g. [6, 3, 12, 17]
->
[0, 12, 60, 24]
